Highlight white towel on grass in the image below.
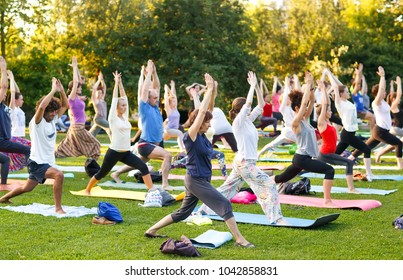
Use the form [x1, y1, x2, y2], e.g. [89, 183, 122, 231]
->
[0, 203, 97, 218]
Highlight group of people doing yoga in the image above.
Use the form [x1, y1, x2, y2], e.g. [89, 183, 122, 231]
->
[0, 55, 401, 247]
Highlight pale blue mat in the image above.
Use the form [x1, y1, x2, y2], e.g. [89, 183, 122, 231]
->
[202, 212, 340, 228]
[310, 185, 397, 195]
[258, 157, 292, 162]
[98, 181, 186, 191]
[190, 230, 233, 249]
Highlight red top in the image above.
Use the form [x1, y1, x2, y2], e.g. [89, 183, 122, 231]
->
[320, 124, 337, 154]
[262, 103, 273, 117]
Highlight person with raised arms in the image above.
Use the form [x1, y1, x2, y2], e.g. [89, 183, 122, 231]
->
[85, 71, 154, 194]
[144, 73, 254, 248]
[0, 77, 68, 214]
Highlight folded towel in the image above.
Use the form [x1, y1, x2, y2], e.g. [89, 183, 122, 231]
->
[190, 230, 233, 249]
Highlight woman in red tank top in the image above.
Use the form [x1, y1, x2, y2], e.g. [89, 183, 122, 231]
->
[316, 80, 359, 194]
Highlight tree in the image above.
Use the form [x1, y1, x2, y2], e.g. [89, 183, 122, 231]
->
[0, 0, 49, 57]
[150, 0, 263, 111]
[339, 0, 403, 86]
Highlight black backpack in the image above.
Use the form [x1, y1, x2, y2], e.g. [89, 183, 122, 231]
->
[278, 177, 311, 195]
[84, 158, 101, 178]
[134, 171, 163, 183]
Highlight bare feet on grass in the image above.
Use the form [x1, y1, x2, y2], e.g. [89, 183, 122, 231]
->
[0, 198, 12, 204]
[348, 188, 361, 194]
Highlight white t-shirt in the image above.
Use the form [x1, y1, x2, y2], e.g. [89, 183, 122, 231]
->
[109, 96, 131, 151]
[233, 104, 262, 161]
[335, 100, 358, 132]
[279, 87, 295, 128]
[10, 107, 26, 137]
[211, 107, 233, 135]
[373, 99, 392, 130]
[29, 116, 57, 165]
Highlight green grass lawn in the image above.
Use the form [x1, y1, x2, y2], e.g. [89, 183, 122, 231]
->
[1, 131, 403, 260]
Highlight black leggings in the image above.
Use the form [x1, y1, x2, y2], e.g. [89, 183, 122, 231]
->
[0, 153, 10, 184]
[255, 116, 278, 131]
[336, 129, 371, 158]
[274, 153, 334, 183]
[212, 133, 238, 152]
[94, 149, 149, 180]
[352, 125, 403, 158]
[318, 152, 354, 175]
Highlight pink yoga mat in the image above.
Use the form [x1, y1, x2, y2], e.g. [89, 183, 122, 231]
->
[279, 194, 382, 211]
[212, 164, 285, 171]
[0, 179, 54, 191]
[168, 174, 225, 181]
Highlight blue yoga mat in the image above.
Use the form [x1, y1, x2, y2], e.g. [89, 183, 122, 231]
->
[202, 212, 340, 228]
[258, 158, 292, 162]
[310, 185, 397, 195]
[7, 173, 75, 178]
[300, 172, 403, 181]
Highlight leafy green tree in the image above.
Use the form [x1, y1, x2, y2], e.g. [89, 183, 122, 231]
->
[339, 0, 403, 86]
[0, 0, 49, 57]
[149, 0, 263, 111]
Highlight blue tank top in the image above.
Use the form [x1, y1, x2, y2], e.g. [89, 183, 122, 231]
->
[184, 132, 212, 178]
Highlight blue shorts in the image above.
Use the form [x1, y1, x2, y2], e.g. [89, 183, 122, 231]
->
[28, 159, 51, 184]
[137, 139, 164, 158]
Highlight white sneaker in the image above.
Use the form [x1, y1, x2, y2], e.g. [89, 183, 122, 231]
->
[365, 174, 374, 182]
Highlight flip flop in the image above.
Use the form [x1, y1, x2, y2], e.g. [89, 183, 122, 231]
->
[144, 232, 168, 239]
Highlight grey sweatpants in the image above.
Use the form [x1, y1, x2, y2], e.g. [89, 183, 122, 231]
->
[170, 174, 234, 222]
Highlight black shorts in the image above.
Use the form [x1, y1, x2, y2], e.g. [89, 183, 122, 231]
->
[137, 139, 164, 158]
[28, 159, 51, 184]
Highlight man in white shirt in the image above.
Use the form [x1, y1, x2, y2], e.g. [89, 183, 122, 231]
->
[0, 78, 68, 214]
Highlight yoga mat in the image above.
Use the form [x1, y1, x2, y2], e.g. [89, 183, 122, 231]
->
[300, 172, 403, 181]
[202, 212, 340, 228]
[190, 230, 233, 249]
[98, 181, 186, 191]
[310, 185, 397, 195]
[168, 174, 225, 181]
[258, 157, 292, 162]
[7, 172, 75, 178]
[212, 164, 285, 171]
[279, 194, 382, 210]
[70, 186, 183, 201]
[332, 165, 398, 170]
[54, 165, 122, 172]
[0, 203, 97, 218]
